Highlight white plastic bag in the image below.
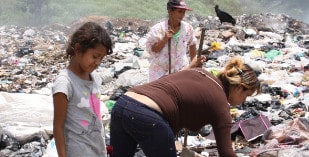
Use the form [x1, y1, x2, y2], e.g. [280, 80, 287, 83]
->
[44, 138, 58, 157]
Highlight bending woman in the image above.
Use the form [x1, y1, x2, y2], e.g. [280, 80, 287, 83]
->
[110, 57, 260, 157]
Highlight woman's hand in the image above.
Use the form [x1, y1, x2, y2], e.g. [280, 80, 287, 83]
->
[165, 29, 174, 39]
[197, 55, 207, 66]
[192, 55, 207, 68]
[162, 29, 174, 42]
[183, 55, 207, 70]
[151, 29, 174, 53]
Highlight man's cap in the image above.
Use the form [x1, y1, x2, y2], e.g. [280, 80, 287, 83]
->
[167, 0, 192, 11]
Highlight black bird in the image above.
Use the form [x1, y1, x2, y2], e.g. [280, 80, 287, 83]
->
[214, 5, 236, 26]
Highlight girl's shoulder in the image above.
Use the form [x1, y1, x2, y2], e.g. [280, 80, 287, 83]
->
[54, 69, 70, 81]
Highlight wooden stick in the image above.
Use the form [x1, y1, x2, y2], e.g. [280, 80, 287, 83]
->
[168, 38, 171, 74]
[197, 28, 206, 58]
[183, 129, 189, 147]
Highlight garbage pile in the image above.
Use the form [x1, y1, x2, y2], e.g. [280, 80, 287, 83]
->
[0, 12, 309, 157]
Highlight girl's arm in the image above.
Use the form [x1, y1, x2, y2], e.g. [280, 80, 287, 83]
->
[53, 92, 68, 157]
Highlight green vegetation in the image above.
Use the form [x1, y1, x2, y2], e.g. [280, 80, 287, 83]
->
[0, 0, 307, 26]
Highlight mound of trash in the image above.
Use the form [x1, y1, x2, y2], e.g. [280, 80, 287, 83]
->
[1, 13, 309, 157]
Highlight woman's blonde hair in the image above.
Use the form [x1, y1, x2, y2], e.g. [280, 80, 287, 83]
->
[217, 57, 260, 95]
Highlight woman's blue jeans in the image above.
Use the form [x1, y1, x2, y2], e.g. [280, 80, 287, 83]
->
[110, 95, 176, 157]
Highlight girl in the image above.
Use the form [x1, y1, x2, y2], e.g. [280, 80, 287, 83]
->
[52, 22, 113, 157]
